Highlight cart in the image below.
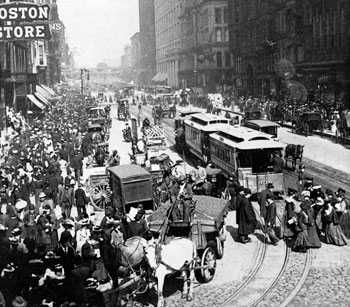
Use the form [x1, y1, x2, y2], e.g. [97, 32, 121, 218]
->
[83, 167, 111, 211]
[293, 111, 323, 136]
[107, 164, 155, 214]
[117, 99, 129, 121]
[147, 195, 229, 283]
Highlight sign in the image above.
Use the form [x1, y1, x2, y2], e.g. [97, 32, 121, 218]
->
[0, 3, 52, 40]
[0, 24, 52, 40]
[0, 3, 50, 21]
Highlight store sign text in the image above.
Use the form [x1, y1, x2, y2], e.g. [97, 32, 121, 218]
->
[0, 24, 51, 40]
[0, 3, 50, 21]
[0, 3, 51, 40]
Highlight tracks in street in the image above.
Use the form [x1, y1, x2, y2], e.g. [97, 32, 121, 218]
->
[218, 241, 312, 307]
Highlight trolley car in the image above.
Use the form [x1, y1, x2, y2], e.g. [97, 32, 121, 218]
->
[184, 113, 230, 161]
[209, 125, 286, 194]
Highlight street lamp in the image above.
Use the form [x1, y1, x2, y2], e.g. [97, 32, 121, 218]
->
[80, 68, 89, 95]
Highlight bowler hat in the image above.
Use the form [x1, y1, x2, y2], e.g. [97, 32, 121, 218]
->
[267, 183, 274, 189]
[12, 296, 27, 307]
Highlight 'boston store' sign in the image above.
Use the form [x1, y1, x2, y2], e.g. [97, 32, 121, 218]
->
[0, 2, 52, 40]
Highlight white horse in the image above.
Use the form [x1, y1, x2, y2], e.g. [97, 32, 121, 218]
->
[145, 238, 197, 307]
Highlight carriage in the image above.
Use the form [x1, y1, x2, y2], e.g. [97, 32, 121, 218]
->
[147, 195, 229, 283]
[292, 111, 323, 136]
[117, 99, 129, 121]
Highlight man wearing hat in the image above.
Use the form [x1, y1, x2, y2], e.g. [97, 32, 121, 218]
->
[75, 183, 89, 218]
[258, 183, 274, 220]
[236, 188, 258, 243]
[297, 164, 307, 199]
[169, 174, 193, 222]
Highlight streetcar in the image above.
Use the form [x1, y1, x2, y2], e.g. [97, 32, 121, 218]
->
[244, 119, 280, 138]
[209, 125, 286, 194]
[184, 113, 230, 161]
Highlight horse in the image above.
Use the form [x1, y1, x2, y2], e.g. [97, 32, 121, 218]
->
[284, 144, 304, 170]
[144, 238, 197, 307]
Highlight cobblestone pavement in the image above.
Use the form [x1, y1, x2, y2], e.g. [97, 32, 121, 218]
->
[122, 105, 350, 307]
[289, 243, 350, 307]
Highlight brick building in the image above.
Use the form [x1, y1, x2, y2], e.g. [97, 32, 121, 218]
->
[228, 0, 350, 107]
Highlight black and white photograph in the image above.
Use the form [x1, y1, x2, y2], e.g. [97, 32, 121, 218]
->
[0, 0, 350, 306]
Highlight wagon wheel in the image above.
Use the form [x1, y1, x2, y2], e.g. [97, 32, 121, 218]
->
[195, 244, 217, 283]
[89, 181, 111, 210]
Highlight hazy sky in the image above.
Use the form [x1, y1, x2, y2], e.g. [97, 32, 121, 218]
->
[57, 0, 139, 68]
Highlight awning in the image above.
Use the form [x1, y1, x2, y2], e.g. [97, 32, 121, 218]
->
[152, 73, 168, 82]
[36, 85, 52, 99]
[34, 92, 50, 105]
[40, 84, 56, 96]
[27, 94, 45, 110]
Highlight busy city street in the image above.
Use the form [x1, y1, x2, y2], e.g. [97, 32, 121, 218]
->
[1, 1, 350, 307]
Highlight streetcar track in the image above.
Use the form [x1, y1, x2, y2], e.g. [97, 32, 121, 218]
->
[279, 249, 312, 307]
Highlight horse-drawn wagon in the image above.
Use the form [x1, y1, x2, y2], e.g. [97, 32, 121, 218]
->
[147, 195, 229, 283]
[117, 98, 129, 121]
[292, 111, 323, 136]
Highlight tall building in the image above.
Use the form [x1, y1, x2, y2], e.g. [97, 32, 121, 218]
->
[228, 0, 350, 107]
[138, 0, 156, 85]
[130, 32, 141, 83]
[178, 0, 231, 92]
[153, 0, 182, 87]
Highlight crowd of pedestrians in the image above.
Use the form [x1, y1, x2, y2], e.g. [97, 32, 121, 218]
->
[0, 95, 133, 307]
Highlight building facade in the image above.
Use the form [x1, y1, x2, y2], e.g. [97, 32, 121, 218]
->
[153, 0, 182, 87]
[228, 0, 350, 107]
[178, 0, 231, 92]
[138, 0, 157, 86]
[130, 32, 141, 83]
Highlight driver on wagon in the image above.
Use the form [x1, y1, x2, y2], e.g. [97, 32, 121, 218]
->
[191, 161, 207, 185]
[170, 175, 193, 222]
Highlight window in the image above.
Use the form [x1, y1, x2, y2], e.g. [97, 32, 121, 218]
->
[216, 28, 222, 42]
[223, 7, 228, 23]
[215, 8, 221, 24]
[203, 9, 208, 26]
[39, 44, 45, 66]
[224, 28, 229, 42]
[225, 52, 231, 67]
[216, 52, 222, 68]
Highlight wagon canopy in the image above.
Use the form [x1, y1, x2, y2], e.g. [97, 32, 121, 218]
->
[107, 164, 151, 180]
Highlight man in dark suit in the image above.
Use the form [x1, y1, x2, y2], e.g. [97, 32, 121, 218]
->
[258, 182, 274, 220]
[237, 188, 258, 243]
[75, 183, 89, 218]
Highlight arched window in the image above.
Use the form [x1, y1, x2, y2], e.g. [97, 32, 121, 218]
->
[216, 28, 222, 42]
[216, 51, 222, 68]
[225, 52, 231, 67]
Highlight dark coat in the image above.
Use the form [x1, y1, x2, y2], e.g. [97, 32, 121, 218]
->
[75, 187, 88, 207]
[258, 189, 274, 219]
[237, 196, 257, 236]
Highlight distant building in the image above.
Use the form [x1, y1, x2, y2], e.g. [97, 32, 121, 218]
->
[153, 0, 182, 87]
[228, 0, 350, 107]
[178, 0, 231, 92]
[138, 0, 156, 85]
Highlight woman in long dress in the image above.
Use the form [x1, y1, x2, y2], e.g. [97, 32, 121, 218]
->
[301, 200, 321, 248]
[322, 200, 348, 246]
[335, 189, 350, 239]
